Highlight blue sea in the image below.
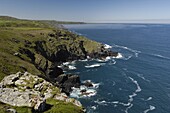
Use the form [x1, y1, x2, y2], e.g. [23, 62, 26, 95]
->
[64, 24, 170, 113]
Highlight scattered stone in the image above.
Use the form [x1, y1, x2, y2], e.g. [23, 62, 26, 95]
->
[13, 52, 20, 56]
[0, 72, 82, 112]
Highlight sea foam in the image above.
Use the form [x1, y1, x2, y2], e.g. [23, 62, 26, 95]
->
[70, 80, 100, 98]
[104, 44, 112, 49]
[68, 65, 77, 70]
[85, 64, 101, 68]
[143, 105, 156, 113]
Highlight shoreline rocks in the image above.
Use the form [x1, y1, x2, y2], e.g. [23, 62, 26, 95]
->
[0, 72, 83, 112]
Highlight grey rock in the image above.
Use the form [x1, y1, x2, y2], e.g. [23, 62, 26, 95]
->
[0, 72, 82, 111]
[1, 72, 22, 86]
[7, 108, 16, 113]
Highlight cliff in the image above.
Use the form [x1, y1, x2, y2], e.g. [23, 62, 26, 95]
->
[0, 16, 118, 112]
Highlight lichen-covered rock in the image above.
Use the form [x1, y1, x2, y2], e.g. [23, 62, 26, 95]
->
[0, 88, 46, 111]
[0, 72, 82, 112]
[1, 72, 22, 86]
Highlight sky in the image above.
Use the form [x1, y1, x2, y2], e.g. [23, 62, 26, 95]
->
[1, 0, 170, 23]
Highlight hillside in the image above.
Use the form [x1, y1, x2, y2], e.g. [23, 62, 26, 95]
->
[0, 16, 102, 80]
[0, 16, 118, 113]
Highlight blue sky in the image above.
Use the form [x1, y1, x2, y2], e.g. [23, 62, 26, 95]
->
[0, 0, 170, 23]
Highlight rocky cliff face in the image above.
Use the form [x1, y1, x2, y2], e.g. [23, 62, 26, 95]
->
[20, 29, 117, 94]
[0, 17, 118, 112]
[0, 27, 117, 94]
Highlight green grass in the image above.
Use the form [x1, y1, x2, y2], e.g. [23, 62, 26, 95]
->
[0, 98, 83, 113]
[45, 98, 83, 113]
[0, 102, 32, 113]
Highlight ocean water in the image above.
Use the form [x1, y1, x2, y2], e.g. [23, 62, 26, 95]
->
[64, 24, 170, 113]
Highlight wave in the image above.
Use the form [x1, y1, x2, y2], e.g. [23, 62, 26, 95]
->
[68, 65, 77, 70]
[104, 44, 112, 49]
[114, 53, 132, 60]
[96, 57, 117, 65]
[146, 97, 153, 101]
[143, 105, 156, 113]
[79, 59, 88, 62]
[112, 81, 116, 86]
[62, 62, 70, 65]
[151, 54, 170, 60]
[94, 100, 108, 106]
[124, 69, 150, 82]
[136, 74, 150, 82]
[125, 104, 133, 113]
[117, 77, 142, 113]
[85, 63, 102, 68]
[91, 106, 97, 110]
[129, 77, 142, 92]
[70, 80, 100, 98]
[62, 61, 76, 66]
[112, 53, 124, 59]
[112, 44, 141, 57]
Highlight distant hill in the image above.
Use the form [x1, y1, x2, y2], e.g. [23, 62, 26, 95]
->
[0, 16, 85, 29]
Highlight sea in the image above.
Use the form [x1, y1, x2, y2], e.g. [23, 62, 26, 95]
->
[64, 24, 170, 113]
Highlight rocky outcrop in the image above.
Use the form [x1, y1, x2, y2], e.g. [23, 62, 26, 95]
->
[32, 30, 118, 96]
[55, 74, 81, 95]
[0, 88, 46, 111]
[0, 72, 82, 112]
[88, 45, 118, 59]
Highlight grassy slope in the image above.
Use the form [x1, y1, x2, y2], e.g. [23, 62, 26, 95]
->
[0, 16, 100, 113]
[0, 16, 100, 80]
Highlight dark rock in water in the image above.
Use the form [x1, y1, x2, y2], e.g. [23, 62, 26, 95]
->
[56, 74, 81, 95]
[80, 89, 87, 93]
[88, 49, 118, 59]
[83, 81, 93, 87]
[64, 75, 80, 88]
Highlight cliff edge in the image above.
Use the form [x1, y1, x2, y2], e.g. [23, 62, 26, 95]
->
[0, 16, 118, 112]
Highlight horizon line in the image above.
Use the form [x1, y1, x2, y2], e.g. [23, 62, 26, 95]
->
[1, 15, 170, 24]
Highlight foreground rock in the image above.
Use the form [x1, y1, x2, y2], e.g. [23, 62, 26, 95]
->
[0, 72, 82, 112]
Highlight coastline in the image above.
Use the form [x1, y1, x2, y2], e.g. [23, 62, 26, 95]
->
[0, 16, 118, 112]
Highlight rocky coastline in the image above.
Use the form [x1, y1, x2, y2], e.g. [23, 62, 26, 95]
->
[0, 16, 118, 112]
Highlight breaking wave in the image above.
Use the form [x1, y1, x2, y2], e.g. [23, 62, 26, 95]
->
[143, 105, 156, 113]
[85, 63, 103, 68]
[94, 77, 142, 113]
[119, 77, 142, 113]
[146, 97, 153, 101]
[112, 44, 141, 57]
[104, 44, 112, 49]
[68, 65, 77, 70]
[70, 80, 100, 98]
